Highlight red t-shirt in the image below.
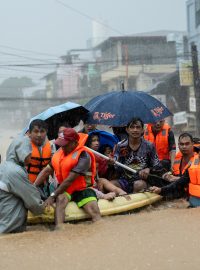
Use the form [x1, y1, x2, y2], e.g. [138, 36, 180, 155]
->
[95, 155, 108, 178]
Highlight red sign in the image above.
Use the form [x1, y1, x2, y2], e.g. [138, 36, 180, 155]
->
[151, 107, 164, 117]
[93, 112, 116, 121]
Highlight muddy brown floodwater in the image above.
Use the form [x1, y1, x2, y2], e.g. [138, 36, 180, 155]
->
[1, 200, 200, 270]
[1, 132, 200, 270]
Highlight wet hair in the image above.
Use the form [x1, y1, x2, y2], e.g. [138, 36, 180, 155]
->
[126, 117, 144, 128]
[29, 119, 48, 132]
[99, 144, 113, 155]
[58, 121, 71, 127]
[112, 126, 127, 135]
[56, 121, 71, 133]
[86, 133, 99, 148]
[178, 132, 193, 143]
[193, 137, 200, 144]
[82, 112, 92, 124]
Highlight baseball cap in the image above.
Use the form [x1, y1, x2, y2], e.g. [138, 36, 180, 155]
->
[55, 128, 79, 146]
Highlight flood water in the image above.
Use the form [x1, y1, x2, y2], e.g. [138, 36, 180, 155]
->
[1, 204, 200, 270]
[1, 130, 200, 270]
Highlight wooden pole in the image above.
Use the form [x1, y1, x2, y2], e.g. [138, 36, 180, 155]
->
[191, 43, 200, 136]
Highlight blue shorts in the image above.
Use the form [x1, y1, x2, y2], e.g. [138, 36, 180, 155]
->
[189, 196, 200, 208]
[119, 178, 134, 194]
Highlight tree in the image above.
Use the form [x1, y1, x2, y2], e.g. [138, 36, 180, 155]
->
[0, 76, 35, 97]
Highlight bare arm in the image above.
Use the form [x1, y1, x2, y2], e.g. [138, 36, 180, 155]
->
[53, 151, 91, 195]
[168, 131, 176, 169]
[44, 171, 79, 207]
[52, 171, 78, 197]
[169, 150, 176, 170]
[34, 165, 53, 186]
[44, 151, 91, 207]
[151, 170, 189, 197]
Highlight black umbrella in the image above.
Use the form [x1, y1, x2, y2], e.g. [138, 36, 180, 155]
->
[85, 90, 172, 126]
[23, 102, 89, 140]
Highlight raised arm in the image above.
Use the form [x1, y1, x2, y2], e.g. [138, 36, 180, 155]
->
[34, 164, 53, 186]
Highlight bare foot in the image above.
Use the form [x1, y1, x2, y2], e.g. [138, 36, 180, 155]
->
[118, 190, 127, 196]
[103, 192, 116, 201]
[54, 224, 66, 231]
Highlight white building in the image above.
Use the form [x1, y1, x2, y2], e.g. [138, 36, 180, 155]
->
[187, 0, 200, 52]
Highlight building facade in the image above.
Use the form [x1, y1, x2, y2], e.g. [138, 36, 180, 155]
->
[187, 0, 200, 52]
[94, 31, 188, 91]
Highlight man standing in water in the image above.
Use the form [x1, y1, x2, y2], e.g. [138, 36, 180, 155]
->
[27, 119, 52, 184]
[150, 133, 200, 207]
[44, 128, 101, 226]
[0, 136, 44, 233]
[172, 133, 195, 178]
[111, 118, 163, 193]
[144, 119, 176, 171]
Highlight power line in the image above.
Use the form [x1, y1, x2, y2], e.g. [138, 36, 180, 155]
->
[0, 66, 51, 76]
[0, 51, 58, 64]
[0, 44, 60, 58]
[54, 0, 124, 36]
[0, 53, 192, 67]
[0, 66, 83, 78]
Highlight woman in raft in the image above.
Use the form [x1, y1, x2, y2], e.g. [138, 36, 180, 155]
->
[86, 132, 126, 199]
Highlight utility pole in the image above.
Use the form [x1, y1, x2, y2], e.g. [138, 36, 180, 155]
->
[191, 43, 200, 136]
[123, 45, 129, 89]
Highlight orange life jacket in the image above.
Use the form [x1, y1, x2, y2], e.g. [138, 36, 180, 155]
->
[188, 154, 200, 198]
[144, 123, 170, 160]
[51, 133, 96, 195]
[27, 141, 52, 183]
[193, 143, 200, 153]
[172, 152, 194, 176]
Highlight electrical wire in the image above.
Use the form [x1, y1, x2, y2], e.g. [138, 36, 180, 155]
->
[54, 0, 125, 35]
[0, 52, 192, 67]
[0, 44, 60, 58]
[0, 51, 58, 64]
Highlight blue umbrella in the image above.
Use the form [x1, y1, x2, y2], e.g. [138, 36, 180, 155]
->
[23, 101, 89, 140]
[88, 130, 119, 150]
[85, 90, 172, 126]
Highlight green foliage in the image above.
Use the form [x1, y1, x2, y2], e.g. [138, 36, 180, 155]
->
[0, 76, 35, 89]
[0, 76, 35, 97]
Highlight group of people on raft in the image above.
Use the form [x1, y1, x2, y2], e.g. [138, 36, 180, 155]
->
[0, 115, 200, 234]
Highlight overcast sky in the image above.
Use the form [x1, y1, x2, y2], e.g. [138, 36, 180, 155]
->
[0, 0, 187, 82]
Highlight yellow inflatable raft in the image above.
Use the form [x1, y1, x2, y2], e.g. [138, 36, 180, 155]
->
[28, 192, 161, 224]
